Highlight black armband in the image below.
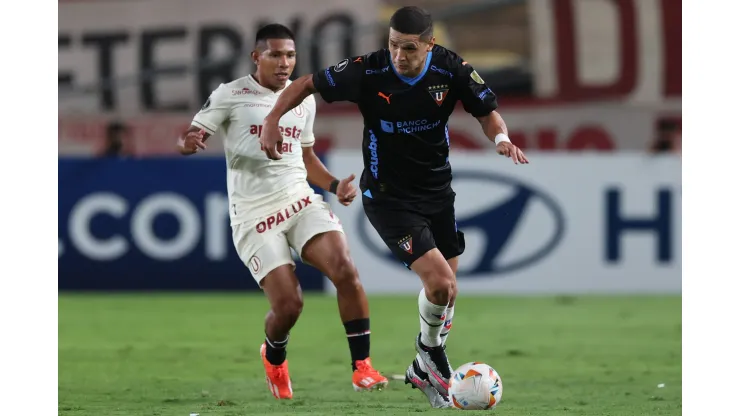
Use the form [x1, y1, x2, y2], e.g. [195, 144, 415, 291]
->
[329, 179, 340, 194]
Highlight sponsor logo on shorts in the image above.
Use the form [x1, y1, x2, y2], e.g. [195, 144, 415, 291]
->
[256, 196, 312, 233]
[398, 235, 413, 254]
[249, 256, 262, 274]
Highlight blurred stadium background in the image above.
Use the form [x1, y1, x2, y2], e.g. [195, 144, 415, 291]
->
[58, 0, 681, 414]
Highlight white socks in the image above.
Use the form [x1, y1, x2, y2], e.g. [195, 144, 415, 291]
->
[440, 305, 454, 346]
[418, 289, 448, 347]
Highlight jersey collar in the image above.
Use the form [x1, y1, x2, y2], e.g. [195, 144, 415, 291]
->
[389, 51, 433, 86]
[248, 74, 290, 94]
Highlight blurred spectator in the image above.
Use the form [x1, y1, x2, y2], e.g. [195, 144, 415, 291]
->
[98, 121, 133, 158]
[650, 118, 682, 154]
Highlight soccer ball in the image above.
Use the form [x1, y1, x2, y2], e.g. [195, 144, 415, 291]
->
[449, 362, 503, 410]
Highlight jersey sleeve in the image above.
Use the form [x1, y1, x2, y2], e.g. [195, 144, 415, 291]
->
[191, 84, 231, 134]
[454, 60, 499, 118]
[312, 56, 366, 103]
[300, 95, 317, 147]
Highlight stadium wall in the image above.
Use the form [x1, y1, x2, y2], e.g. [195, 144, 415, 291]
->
[58, 102, 681, 156]
[327, 151, 681, 294]
[58, 152, 681, 294]
[58, 0, 681, 155]
[58, 158, 326, 291]
[58, 0, 380, 115]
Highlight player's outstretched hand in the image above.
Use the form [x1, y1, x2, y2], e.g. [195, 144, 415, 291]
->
[336, 174, 358, 206]
[260, 120, 283, 160]
[178, 128, 207, 155]
[496, 141, 529, 165]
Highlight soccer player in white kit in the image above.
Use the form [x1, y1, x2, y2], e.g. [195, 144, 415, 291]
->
[177, 24, 387, 400]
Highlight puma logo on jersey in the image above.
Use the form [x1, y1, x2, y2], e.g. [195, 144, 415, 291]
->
[250, 124, 302, 139]
[377, 92, 392, 104]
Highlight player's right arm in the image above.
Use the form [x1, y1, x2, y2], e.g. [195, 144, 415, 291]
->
[177, 85, 230, 155]
[265, 57, 365, 122]
[177, 126, 209, 155]
[261, 57, 366, 160]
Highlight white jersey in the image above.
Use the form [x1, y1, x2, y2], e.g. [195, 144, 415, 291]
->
[191, 75, 317, 225]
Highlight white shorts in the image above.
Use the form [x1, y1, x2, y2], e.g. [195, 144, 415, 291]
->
[231, 193, 344, 285]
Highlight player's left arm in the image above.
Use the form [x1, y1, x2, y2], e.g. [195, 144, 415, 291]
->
[477, 111, 528, 164]
[300, 96, 358, 206]
[455, 60, 528, 164]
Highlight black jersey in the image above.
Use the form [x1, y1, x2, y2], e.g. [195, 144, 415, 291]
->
[312, 45, 498, 203]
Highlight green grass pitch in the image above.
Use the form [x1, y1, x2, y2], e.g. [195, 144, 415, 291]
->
[59, 294, 681, 415]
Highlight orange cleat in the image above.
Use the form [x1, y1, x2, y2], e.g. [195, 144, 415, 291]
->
[352, 357, 389, 391]
[259, 343, 293, 399]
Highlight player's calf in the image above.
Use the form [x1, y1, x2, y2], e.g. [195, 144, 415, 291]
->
[332, 271, 388, 391]
[325, 255, 388, 390]
[264, 291, 303, 343]
[329, 255, 365, 307]
[415, 290, 454, 395]
[423, 272, 455, 308]
[411, 251, 456, 394]
[300, 230, 387, 390]
[411, 250, 456, 346]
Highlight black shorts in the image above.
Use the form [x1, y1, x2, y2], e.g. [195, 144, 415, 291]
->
[362, 193, 465, 267]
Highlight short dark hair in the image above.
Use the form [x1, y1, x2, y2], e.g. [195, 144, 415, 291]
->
[389, 6, 433, 40]
[255, 23, 295, 46]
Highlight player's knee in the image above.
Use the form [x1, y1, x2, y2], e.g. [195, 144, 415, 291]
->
[274, 293, 304, 324]
[426, 271, 455, 305]
[328, 255, 361, 292]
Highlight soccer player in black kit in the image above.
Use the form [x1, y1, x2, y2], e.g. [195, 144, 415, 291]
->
[260, 6, 528, 408]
